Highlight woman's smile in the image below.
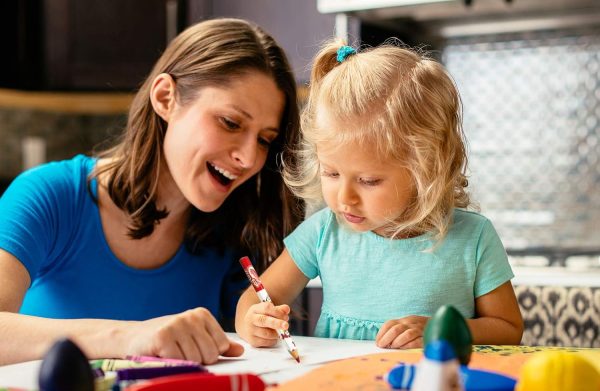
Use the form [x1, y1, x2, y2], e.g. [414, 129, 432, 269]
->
[207, 161, 240, 191]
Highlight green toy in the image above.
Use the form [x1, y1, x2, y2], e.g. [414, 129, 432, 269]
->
[423, 305, 472, 365]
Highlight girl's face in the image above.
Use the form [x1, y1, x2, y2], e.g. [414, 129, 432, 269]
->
[162, 71, 284, 212]
[317, 139, 415, 237]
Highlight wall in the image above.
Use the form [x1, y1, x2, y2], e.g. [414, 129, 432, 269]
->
[187, 0, 339, 83]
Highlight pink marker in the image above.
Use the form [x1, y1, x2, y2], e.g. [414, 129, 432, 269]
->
[239, 256, 300, 363]
[125, 355, 199, 366]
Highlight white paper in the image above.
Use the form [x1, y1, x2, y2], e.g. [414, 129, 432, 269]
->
[212, 333, 386, 376]
[0, 334, 387, 388]
[0, 360, 41, 389]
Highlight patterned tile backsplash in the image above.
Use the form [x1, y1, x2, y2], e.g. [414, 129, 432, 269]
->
[443, 26, 600, 254]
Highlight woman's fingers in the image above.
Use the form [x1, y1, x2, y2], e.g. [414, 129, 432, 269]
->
[222, 339, 245, 357]
[197, 308, 234, 355]
[133, 307, 245, 364]
[176, 332, 205, 363]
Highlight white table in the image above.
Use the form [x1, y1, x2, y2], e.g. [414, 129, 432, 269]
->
[0, 334, 387, 389]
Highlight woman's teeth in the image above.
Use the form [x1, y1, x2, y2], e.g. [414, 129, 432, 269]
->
[209, 163, 238, 180]
[207, 162, 240, 186]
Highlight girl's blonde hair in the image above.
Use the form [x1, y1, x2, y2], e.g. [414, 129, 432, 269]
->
[92, 18, 302, 271]
[285, 39, 470, 242]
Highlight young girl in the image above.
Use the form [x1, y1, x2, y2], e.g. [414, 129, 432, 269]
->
[236, 41, 524, 349]
[0, 18, 302, 365]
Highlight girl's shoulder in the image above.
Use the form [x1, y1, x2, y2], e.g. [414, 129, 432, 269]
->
[285, 206, 338, 244]
[452, 208, 490, 223]
[303, 206, 337, 225]
[450, 208, 495, 237]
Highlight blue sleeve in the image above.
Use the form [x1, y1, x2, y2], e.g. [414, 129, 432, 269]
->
[474, 219, 514, 297]
[283, 208, 331, 279]
[0, 160, 84, 282]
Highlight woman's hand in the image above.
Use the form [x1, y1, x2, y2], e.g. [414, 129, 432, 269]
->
[375, 315, 430, 349]
[238, 301, 290, 348]
[124, 307, 244, 364]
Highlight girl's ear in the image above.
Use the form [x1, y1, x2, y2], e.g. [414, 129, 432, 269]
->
[150, 73, 176, 122]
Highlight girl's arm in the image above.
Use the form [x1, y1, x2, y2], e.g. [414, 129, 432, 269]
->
[467, 281, 524, 345]
[235, 248, 309, 347]
[376, 281, 523, 349]
[0, 249, 243, 365]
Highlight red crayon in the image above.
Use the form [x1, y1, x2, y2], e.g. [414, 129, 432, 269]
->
[239, 256, 301, 363]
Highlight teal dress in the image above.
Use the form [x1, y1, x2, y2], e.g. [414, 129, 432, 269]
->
[284, 208, 514, 340]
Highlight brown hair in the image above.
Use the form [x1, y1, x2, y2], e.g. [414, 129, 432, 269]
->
[92, 18, 302, 271]
[285, 39, 470, 243]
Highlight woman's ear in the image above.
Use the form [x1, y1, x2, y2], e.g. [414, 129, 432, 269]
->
[150, 73, 176, 121]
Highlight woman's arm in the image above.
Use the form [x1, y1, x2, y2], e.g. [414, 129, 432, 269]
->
[467, 281, 524, 345]
[0, 249, 243, 365]
[235, 248, 309, 347]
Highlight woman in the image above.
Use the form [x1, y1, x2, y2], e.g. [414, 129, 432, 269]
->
[0, 18, 302, 365]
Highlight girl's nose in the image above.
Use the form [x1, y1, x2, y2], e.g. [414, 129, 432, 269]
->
[338, 181, 358, 206]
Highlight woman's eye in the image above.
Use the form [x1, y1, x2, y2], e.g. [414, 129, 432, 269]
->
[221, 117, 240, 130]
[258, 137, 272, 148]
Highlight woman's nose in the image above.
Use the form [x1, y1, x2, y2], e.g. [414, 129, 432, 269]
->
[232, 138, 258, 169]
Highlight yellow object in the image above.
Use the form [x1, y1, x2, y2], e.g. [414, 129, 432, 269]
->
[516, 351, 600, 391]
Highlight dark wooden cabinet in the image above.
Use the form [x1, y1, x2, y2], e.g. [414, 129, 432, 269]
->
[1, 0, 185, 91]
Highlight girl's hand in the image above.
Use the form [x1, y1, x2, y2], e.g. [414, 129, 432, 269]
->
[375, 315, 430, 349]
[124, 307, 244, 365]
[240, 301, 290, 348]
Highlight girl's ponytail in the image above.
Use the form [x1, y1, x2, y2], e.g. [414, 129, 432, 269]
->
[310, 39, 348, 85]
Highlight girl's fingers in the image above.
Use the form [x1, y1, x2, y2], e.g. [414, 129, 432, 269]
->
[254, 302, 290, 321]
[249, 334, 280, 348]
[399, 337, 423, 349]
[275, 304, 291, 316]
[376, 323, 407, 348]
[376, 322, 394, 341]
[250, 302, 290, 330]
[252, 323, 281, 341]
[253, 312, 289, 331]
[389, 328, 422, 349]
[243, 302, 291, 347]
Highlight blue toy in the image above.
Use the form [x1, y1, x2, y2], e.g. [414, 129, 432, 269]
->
[386, 363, 516, 390]
[385, 305, 516, 390]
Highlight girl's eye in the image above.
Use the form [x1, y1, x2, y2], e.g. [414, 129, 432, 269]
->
[321, 171, 339, 178]
[360, 178, 381, 186]
[221, 117, 240, 130]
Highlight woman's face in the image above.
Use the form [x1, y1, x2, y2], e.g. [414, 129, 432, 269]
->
[162, 71, 285, 212]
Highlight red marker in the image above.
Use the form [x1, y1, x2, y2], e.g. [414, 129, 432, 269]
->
[239, 256, 301, 363]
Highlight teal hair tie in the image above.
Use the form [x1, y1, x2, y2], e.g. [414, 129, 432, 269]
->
[336, 46, 356, 63]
